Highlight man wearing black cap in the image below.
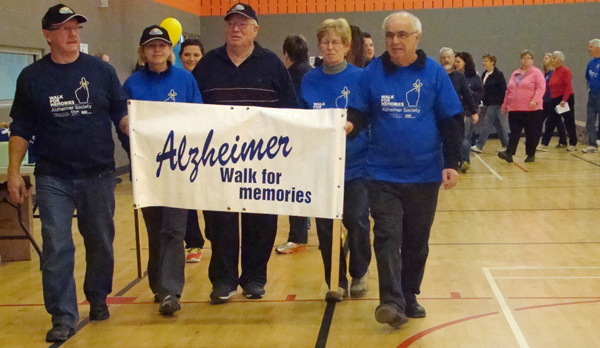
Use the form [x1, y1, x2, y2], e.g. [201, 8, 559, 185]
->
[8, 4, 129, 342]
[192, 3, 297, 304]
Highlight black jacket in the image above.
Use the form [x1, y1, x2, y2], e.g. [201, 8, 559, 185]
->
[481, 67, 507, 106]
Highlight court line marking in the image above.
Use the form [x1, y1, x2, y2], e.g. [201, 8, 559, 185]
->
[570, 153, 600, 168]
[315, 302, 336, 348]
[482, 267, 530, 348]
[494, 276, 600, 279]
[474, 154, 503, 180]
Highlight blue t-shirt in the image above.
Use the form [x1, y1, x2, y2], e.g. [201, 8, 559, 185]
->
[586, 57, 600, 93]
[300, 64, 367, 181]
[123, 64, 203, 104]
[350, 53, 462, 184]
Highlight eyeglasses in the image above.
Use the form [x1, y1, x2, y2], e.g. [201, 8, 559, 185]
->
[384, 31, 417, 40]
[226, 21, 255, 30]
[319, 40, 344, 48]
[47, 25, 83, 33]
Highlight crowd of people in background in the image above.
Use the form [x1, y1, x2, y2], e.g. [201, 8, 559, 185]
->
[7, 2, 600, 343]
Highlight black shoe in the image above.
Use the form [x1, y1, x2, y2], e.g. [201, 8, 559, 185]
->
[210, 284, 238, 304]
[243, 282, 266, 299]
[524, 155, 535, 163]
[405, 301, 427, 318]
[158, 295, 181, 316]
[89, 303, 109, 321]
[497, 151, 513, 163]
[375, 303, 408, 328]
[46, 324, 75, 342]
[153, 293, 160, 303]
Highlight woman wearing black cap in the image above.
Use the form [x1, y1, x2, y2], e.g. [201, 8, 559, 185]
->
[122, 25, 204, 316]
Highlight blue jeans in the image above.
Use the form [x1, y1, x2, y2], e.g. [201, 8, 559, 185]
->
[316, 179, 371, 290]
[461, 115, 474, 163]
[36, 172, 116, 328]
[476, 105, 509, 150]
[367, 180, 439, 310]
[586, 91, 600, 146]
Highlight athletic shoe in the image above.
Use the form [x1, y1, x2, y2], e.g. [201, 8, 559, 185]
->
[497, 151, 513, 163]
[89, 303, 109, 321]
[555, 143, 567, 148]
[567, 145, 577, 151]
[46, 324, 75, 342]
[242, 283, 266, 299]
[582, 146, 598, 154]
[497, 147, 507, 153]
[536, 144, 549, 152]
[459, 161, 470, 173]
[185, 248, 201, 263]
[158, 295, 181, 316]
[210, 285, 238, 304]
[275, 242, 307, 254]
[375, 303, 408, 328]
[470, 145, 482, 153]
[405, 301, 427, 318]
[524, 155, 535, 163]
[350, 271, 369, 298]
[325, 287, 348, 302]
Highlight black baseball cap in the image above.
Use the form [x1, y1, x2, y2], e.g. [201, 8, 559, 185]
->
[42, 4, 87, 30]
[139, 25, 172, 46]
[224, 3, 258, 23]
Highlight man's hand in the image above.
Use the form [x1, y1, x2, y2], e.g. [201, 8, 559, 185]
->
[441, 168, 459, 190]
[560, 101, 566, 107]
[344, 121, 354, 136]
[529, 101, 537, 109]
[501, 107, 507, 114]
[8, 173, 27, 204]
[119, 115, 129, 136]
[472, 113, 479, 124]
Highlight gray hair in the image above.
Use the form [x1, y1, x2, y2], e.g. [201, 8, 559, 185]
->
[439, 47, 454, 56]
[590, 39, 600, 48]
[552, 50, 565, 63]
[382, 11, 422, 35]
[520, 49, 534, 59]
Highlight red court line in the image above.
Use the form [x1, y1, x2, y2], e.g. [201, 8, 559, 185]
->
[514, 299, 600, 311]
[286, 295, 297, 301]
[397, 312, 499, 348]
[513, 163, 529, 172]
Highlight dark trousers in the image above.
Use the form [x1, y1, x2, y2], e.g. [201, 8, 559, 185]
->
[287, 216, 309, 244]
[367, 180, 439, 310]
[141, 207, 187, 299]
[543, 95, 577, 146]
[316, 179, 371, 290]
[204, 211, 278, 288]
[184, 210, 205, 249]
[507, 111, 541, 157]
[539, 100, 567, 146]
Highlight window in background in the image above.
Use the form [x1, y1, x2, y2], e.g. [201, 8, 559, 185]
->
[0, 48, 42, 106]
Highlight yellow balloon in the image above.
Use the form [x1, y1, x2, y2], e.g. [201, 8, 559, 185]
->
[160, 18, 182, 45]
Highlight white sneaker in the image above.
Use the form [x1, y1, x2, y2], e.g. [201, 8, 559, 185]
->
[582, 146, 598, 154]
[497, 147, 507, 153]
[536, 145, 549, 152]
[470, 145, 482, 153]
[567, 145, 577, 152]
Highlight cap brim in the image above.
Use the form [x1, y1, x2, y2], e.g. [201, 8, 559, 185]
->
[140, 37, 172, 46]
[224, 11, 255, 21]
[53, 14, 88, 27]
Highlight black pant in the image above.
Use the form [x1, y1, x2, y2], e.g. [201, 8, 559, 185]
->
[544, 95, 576, 146]
[539, 100, 567, 146]
[204, 211, 277, 288]
[184, 210, 205, 249]
[367, 180, 439, 310]
[315, 179, 371, 290]
[507, 111, 541, 157]
[287, 216, 308, 244]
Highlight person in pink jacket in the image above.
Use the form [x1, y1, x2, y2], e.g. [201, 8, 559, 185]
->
[498, 50, 545, 163]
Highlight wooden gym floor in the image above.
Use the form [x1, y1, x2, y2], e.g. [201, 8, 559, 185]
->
[1, 139, 600, 348]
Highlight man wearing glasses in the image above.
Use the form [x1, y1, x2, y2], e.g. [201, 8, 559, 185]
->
[8, 4, 128, 342]
[192, 3, 296, 305]
[348, 11, 463, 328]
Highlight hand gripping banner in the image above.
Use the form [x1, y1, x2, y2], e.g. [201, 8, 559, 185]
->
[127, 101, 346, 219]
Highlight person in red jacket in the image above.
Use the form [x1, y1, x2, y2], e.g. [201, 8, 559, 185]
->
[545, 51, 577, 151]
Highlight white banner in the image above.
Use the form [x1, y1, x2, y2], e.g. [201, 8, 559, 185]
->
[128, 101, 346, 219]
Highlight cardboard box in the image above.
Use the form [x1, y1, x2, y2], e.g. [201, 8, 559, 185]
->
[0, 177, 34, 261]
